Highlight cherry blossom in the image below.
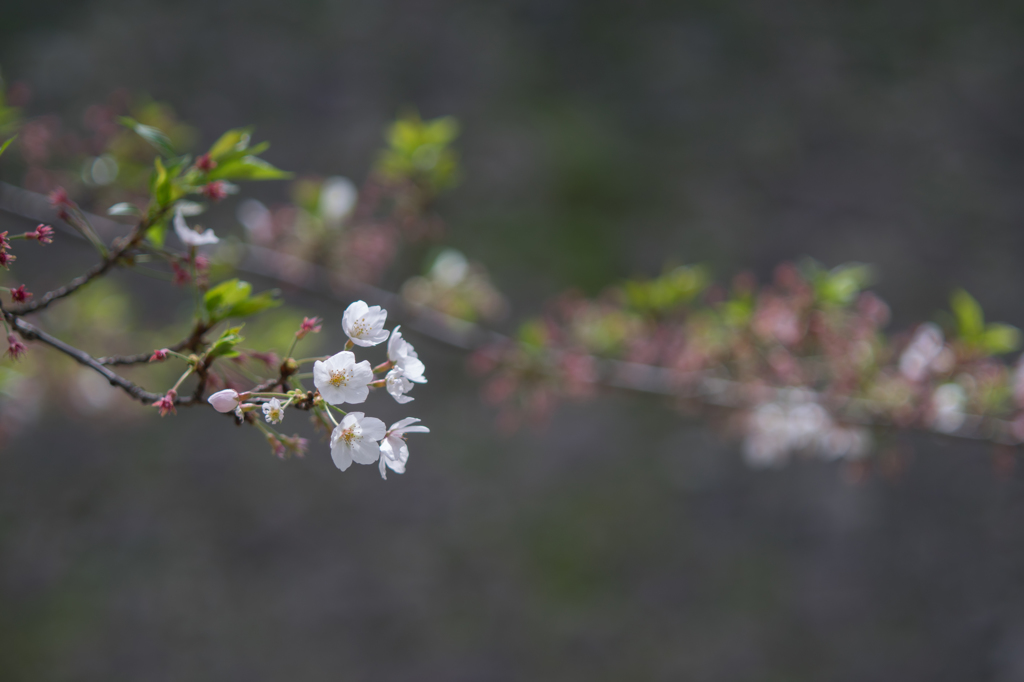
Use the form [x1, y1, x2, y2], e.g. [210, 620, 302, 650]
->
[385, 367, 417, 404]
[262, 398, 285, 424]
[330, 412, 386, 471]
[342, 300, 390, 347]
[149, 348, 169, 362]
[313, 350, 373, 404]
[201, 181, 229, 202]
[173, 208, 219, 246]
[379, 417, 430, 479]
[387, 325, 426, 378]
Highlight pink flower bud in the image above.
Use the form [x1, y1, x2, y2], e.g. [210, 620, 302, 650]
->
[296, 316, 323, 339]
[195, 153, 217, 172]
[5, 334, 26, 360]
[48, 187, 71, 207]
[207, 388, 241, 413]
[201, 181, 228, 202]
[9, 285, 31, 303]
[0, 231, 9, 251]
[194, 254, 210, 272]
[154, 389, 177, 417]
[29, 224, 54, 244]
[149, 348, 169, 362]
[171, 261, 190, 286]
[0, 251, 16, 269]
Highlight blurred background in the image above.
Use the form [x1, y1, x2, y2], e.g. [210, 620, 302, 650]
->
[4, 1, 1024, 679]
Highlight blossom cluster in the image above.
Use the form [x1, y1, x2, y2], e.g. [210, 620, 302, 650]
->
[202, 301, 429, 478]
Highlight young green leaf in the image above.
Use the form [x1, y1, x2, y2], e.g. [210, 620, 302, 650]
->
[0, 135, 14, 158]
[207, 127, 254, 159]
[951, 289, 984, 341]
[207, 156, 292, 182]
[981, 323, 1022, 355]
[120, 116, 175, 157]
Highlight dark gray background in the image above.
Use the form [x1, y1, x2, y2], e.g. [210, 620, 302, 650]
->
[3, 1, 1024, 679]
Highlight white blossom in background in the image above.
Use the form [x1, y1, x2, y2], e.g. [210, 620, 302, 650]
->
[319, 176, 357, 225]
[379, 417, 430, 479]
[342, 300, 390, 347]
[173, 208, 219, 246]
[743, 395, 870, 468]
[236, 198, 273, 244]
[262, 398, 285, 424]
[931, 383, 966, 433]
[330, 412, 386, 472]
[313, 351, 373, 404]
[899, 323, 954, 382]
[208, 389, 241, 413]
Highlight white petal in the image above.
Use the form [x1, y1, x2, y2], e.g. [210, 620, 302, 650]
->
[330, 441, 353, 471]
[350, 437, 380, 465]
[360, 416, 387, 441]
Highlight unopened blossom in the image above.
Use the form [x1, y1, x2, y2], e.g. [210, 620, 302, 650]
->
[149, 348, 169, 362]
[195, 153, 216, 173]
[171, 261, 190, 286]
[208, 388, 242, 413]
[313, 350, 373, 404]
[282, 434, 309, 458]
[379, 417, 429, 479]
[296, 316, 322, 340]
[342, 300, 390, 347]
[154, 389, 177, 417]
[330, 412, 386, 471]
[194, 254, 210, 273]
[201, 181, 228, 202]
[28, 224, 54, 244]
[262, 398, 285, 424]
[173, 208, 219, 246]
[0, 251, 16, 269]
[9, 285, 31, 303]
[6, 334, 26, 360]
[0, 231, 9, 250]
[267, 435, 287, 459]
[48, 187, 72, 220]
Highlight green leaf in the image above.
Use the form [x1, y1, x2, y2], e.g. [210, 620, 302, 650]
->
[816, 263, 874, 306]
[207, 156, 292, 182]
[206, 326, 245, 360]
[120, 116, 175, 157]
[107, 202, 141, 217]
[203, 279, 280, 322]
[146, 222, 167, 248]
[981, 323, 1022, 355]
[204, 279, 253, 315]
[951, 289, 984, 341]
[207, 127, 254, 159]
[0, 135, 14, 158]
[220, 290, 281, 319]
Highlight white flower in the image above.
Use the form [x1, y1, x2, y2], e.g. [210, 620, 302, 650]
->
[208, 389, 240, 413]
[385, 368, 415, 404]
[387, 325, 427, 380]
[342, 300, 390, 347]
[330, 412, 386, 472]
[313, 351, 373, 404]
[262, 398, 285, 424]
[173, 207, 219, 246]
[379, 417, 430, 479]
